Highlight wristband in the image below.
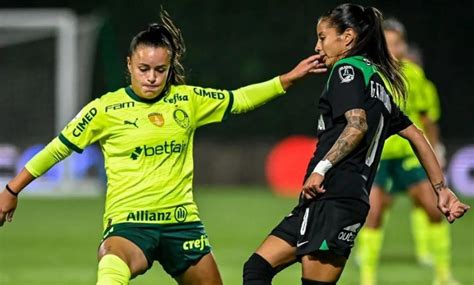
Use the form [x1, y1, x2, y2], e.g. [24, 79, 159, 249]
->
[312, 159, 333, 176]
[5, 184, 18, 197]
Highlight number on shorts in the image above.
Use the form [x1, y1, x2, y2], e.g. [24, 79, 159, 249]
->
[300, 207, 310, 235]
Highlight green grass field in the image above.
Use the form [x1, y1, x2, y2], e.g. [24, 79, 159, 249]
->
[0, 187, 472, 285]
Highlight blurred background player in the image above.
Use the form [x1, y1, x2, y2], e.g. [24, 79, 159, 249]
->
[356, 18, 456, 285]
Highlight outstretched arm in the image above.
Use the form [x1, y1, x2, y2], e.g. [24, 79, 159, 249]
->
[0, 138, 73, 227]
[231, 54, 327, 114]
[0, 168, 35, 226]
[399, 124, 470, 222]
[303, 108, 368, 198]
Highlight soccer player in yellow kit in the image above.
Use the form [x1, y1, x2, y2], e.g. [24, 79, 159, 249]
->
[0, 10, 327, 285]
[357, 18, 457, 285]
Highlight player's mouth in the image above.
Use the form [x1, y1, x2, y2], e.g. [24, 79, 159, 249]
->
[143, 85, 160, 91]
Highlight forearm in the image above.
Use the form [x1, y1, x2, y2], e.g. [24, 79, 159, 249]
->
[6, 168, 36, 195]
[420, 115, 440, 147]
[321, 109, 367, 166]
[400, 125, 445, 193]
[231, 76, 286, 114]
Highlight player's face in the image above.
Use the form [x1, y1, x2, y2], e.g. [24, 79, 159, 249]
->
[315, 19, 350, 68]
[128, 45, 171, 100]
[384, 30, 407, 60]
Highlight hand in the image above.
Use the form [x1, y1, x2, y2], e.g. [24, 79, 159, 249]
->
[280, 54, 328, 90]
[302, 172, 326, 199]
[437, 188, 470, 223]
[0, 189, 18, 227]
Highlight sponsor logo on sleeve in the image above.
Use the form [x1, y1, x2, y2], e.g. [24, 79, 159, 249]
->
[193, 87, 226, 100]
[338, 65, 355, 83]
[72, 107, 97, 137]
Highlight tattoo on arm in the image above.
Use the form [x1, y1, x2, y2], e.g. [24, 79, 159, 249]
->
[433, 181, 446, 192]
[323, 109, 368, 165]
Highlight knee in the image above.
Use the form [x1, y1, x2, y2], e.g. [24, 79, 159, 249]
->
[243, 253, 277, 284]
[97, 254, 131, 285]
[301, 278, 336, 284]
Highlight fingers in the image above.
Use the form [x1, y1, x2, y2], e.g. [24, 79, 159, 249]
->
[0, 211, 5, 227]
[6, 209, 15, 222]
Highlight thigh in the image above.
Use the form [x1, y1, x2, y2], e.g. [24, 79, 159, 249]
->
[175, 252, 222, 285]
[157, 222, 213, 278]
[297, 199, 369, 259]
[408, 180, 443, 222]
[255, 235, 297, 270]
[301, 251, 347, 282]
[366, 185, 392, 228]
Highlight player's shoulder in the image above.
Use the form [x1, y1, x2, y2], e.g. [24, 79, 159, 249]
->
[171, 84, 228, 101]
[331, 56, 377, 84]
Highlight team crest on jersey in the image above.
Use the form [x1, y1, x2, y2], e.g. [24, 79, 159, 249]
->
[148, 112, 165, 127]
[338, 65, 355, 83]
[173, 109, 190, 129]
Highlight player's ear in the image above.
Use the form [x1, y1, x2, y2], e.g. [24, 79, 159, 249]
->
[342, 28, 355, 48]
[127, 57, 132, 74]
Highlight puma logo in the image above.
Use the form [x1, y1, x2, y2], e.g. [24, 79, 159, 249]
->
[124, 118, 139, 128]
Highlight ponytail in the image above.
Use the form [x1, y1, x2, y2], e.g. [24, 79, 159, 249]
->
[128, 8, 186, 86]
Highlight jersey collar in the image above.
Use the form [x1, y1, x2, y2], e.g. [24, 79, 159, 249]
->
[125, 86, 168, 103]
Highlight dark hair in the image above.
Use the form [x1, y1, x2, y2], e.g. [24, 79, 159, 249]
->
[128, 8, 186, 88]
[320, 4, 406, 102]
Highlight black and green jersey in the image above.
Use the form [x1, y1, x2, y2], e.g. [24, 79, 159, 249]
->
[304, 56, 412, 203]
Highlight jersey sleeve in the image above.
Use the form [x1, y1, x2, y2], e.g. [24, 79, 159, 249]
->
[387, 104, 413, 136]
[189, 86, 233, 127]
[327, 64, 366, 119]
[58, 99, 107, 153]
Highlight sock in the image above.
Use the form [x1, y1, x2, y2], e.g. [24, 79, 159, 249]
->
[97, 254, 131, 285]
[357, 227, 384, 285]
[411, 207, 431, 264]
[429, 222, 452, 281]
[243, 253, 276, 285]
[301, 278, 335, 284]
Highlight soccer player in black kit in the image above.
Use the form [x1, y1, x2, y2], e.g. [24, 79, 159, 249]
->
[243, 4, 470, 285]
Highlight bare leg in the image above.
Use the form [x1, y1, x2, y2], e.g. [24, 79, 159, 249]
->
[175, 252, 223, 285]
[301, 252, 347, 283]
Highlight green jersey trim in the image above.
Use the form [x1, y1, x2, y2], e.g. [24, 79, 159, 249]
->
[327, 56, 377, 88]
[222, 90, 234, 120]
[58, 133, 83, 153]
[125, 86, 165, 103]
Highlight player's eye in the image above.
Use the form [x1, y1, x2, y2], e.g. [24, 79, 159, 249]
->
[138, 66, 149, 72]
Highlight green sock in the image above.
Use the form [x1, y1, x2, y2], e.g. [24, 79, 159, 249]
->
[429, 222, 452, 280]
[97, 254, 131, 285]
[357, 227, 384, 285]
[411, 207, 431, 263]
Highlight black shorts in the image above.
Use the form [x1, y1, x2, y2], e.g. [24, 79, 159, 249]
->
[270, 198, 369, 258]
